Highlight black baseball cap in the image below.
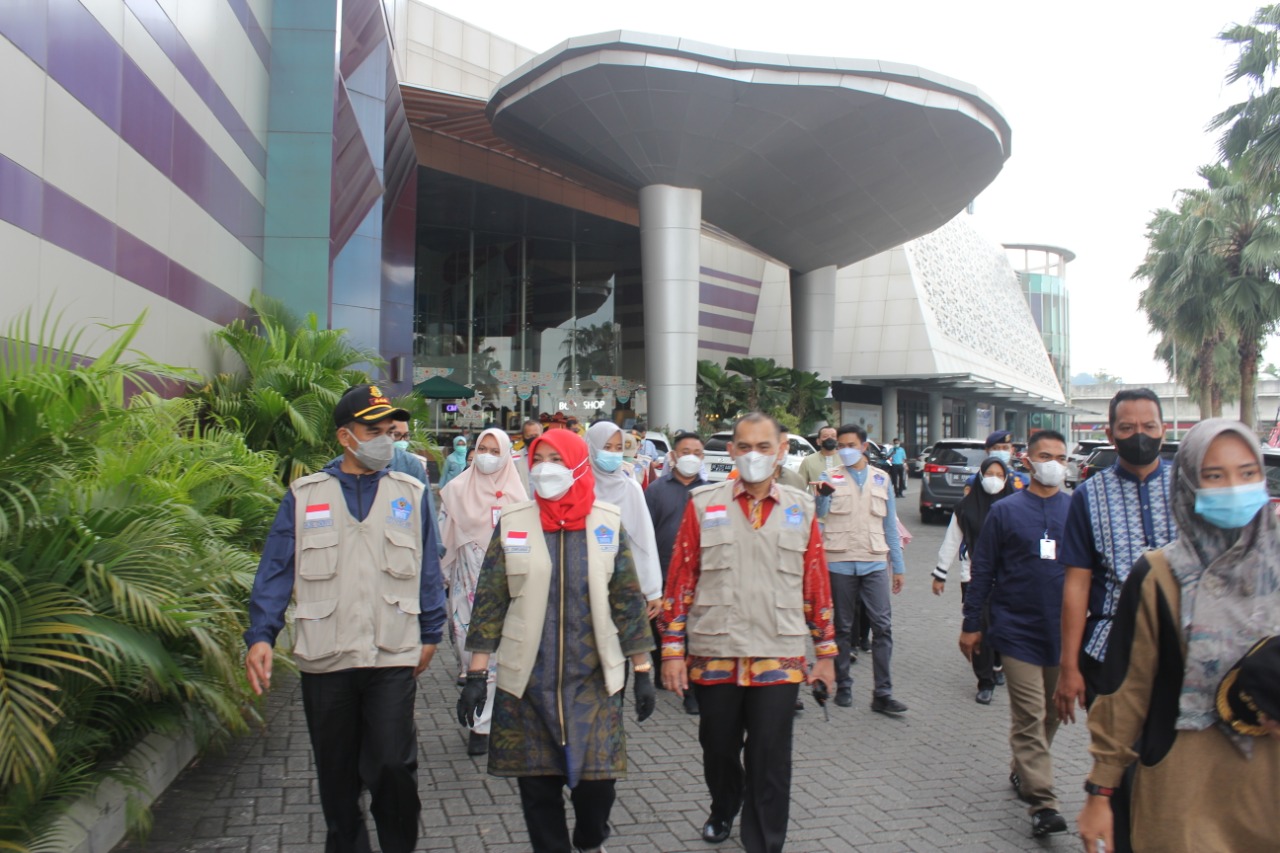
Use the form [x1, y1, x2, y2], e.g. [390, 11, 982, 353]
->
[985, 430, 1013, 448]
[1217, 636, 1280, 736]
[333, 384, 410, 428]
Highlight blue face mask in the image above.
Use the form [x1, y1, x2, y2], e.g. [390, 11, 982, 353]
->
[595, 450, 625, 473]
[838, 447, 864, 467]
[1194, 482, 1270, 529]
[393, 440, 409, 452]
[989, 449, 1012, 466]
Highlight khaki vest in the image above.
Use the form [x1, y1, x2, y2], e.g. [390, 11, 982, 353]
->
[494, 501, 627, 699]
[289, 471, 425, 674]
[820, 465, 891, 560]
[687, 481, 814, 658]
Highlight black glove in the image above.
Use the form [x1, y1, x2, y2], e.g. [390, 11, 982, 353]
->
[633, 669, 656, 722]
[456, 670, 487, 728]
[815, 482, 835, 497]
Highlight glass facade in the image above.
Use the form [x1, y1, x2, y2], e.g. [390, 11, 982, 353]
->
[1019, 272, 1070, 394]
[413, 169, 641, 429]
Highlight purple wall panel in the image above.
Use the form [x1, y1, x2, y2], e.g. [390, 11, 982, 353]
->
[0, 152, 248, 327]
[121, 57, 174, 173]
[701, 265, 763, 289]
[697, 310, 755, 335]
[0, 155, 44, 234]
[46, 0, 122, 132]
[699, 340, 752, 355]
[0, 0, 49, 67]
[122, 0, 267, 174]
[699, 281, 760, 314]
[225, 0, 270, 68]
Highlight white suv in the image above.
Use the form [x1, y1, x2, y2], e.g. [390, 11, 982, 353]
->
[701, 431, 816, 482]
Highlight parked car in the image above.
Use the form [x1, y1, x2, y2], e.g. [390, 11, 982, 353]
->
[702, 431, 817, 482]
[918, 438, 989, 524]
[909, 445, 934, 478]
[1067, 439, 1110, 486]
[1077, 442, 1181, 485]
[1265, 447, 1280, 515]
[863, 440, 896, 476]
[642, 430, 671, 475]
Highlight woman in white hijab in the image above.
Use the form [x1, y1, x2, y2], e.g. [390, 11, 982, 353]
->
[439, 427, 528, 755]
[586, 421, 663, 618]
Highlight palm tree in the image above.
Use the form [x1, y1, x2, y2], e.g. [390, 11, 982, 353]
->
[557, 322, 620, 387]
[1212, 5, 1280, 171]
[783, 369, 832, 434]
[0, 309, 282, 849]
[724, 356, 790, 412]
[695, 360, 747, 430]
[191, 293, 426, 484]
[1183, 161, 1280, 427]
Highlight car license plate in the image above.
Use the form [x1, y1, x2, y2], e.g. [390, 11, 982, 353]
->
[947, 473, 969, 486]
[711, 462, 733, 473]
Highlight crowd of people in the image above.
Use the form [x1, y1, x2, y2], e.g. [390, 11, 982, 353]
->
[243, 384, 1280, 853]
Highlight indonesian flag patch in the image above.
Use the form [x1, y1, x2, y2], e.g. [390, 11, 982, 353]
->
[303, 503, 333, 529]
[503, 530, 531, 553]
[703, 504, 729, 528]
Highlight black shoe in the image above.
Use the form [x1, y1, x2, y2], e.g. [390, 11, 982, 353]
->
[793, 698, 805, 714]
[975, 688, 994, 705]
[701, 816, 732, 844]
[1031, 808, 1067, 838]
[870, 696, 908, 714]
[859, 639, 872, 652]
[849, 650, 858, 664]
[467, 732, 489, 756]
[683, 692, 700, 715]
[994, 669, 1006, 686]
[835, 687, 853, 707]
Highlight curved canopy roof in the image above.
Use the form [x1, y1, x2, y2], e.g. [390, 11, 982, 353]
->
[487, 31, 1012, 271]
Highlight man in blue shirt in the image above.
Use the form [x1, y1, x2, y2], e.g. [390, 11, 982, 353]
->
[245, 385, 446, 853]
[960, 429, 1072, 839]
[1053, 388, 1175, 853]
[888, 437, 908, 497]
[815, 424, 908, 714]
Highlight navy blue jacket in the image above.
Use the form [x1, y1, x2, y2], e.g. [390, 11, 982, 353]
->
[963, 488, 1071, 667]
[644, 471, 706, 579]
[245, 460, 446, 649]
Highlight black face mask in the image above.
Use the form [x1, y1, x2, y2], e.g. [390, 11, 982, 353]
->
[822, 439, 838, 451]
[1115, 432, 1162, 466]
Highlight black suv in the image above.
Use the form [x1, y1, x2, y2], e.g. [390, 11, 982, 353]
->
[918, 438, 989, 524]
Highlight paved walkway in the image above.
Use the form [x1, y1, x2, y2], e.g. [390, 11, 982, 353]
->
[118, 486, 1091, 852]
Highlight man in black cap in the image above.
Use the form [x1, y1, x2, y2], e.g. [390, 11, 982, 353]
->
[245, 384, 446, 853]
[968, 429, 1029, 491]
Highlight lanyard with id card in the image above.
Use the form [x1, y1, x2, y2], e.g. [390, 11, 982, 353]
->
[1040, 531, 1056, 561]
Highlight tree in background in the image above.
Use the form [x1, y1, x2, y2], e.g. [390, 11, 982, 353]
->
[190, 294, 428, 484]
[781, 368, 832, 434]
[695, 360, 747, 431]
[724, 356, 790, 412]
[1213, 5, 1280, 171]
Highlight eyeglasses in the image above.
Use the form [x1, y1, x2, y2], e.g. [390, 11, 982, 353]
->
[389, 431, 410, 441]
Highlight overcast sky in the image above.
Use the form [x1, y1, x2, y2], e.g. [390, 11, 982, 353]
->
[425, 0, 1270, 385]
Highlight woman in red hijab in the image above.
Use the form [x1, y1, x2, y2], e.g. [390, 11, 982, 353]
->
[458, 428, 655, 853]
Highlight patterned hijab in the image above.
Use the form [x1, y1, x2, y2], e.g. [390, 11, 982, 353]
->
[1165, 418, 1280, 744]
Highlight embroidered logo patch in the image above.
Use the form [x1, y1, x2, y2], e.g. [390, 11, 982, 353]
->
[304, 503, 333, 529]
[503, 530, 531, 554]
[784, 504, 804, 527]
[388, 496, 413, 526]
[594, 524, 618, 552]
[703, 504, 729, 528]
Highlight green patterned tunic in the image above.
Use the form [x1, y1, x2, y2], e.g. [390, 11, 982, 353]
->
[466, 524, 653, 785]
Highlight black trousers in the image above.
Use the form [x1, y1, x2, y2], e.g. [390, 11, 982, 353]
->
[517, 776, 615, 852]
[891, 463, 906, 495]
[300, 668, 420, 853]
[960, 582, 998, 689]
[852, 598, 872, 647]
[696, 682, 800, 853]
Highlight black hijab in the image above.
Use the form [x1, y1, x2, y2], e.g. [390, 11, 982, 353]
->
[955, 456, 1016, 552]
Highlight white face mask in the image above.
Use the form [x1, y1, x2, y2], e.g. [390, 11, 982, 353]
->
[675, 454, 703, 478]
[529, 461, 578, 500]
[980, 475, 1006, 495]
[474, 452, 504, 475]
[735, 451, 777, 484]
[1032, 460, 1067, 488]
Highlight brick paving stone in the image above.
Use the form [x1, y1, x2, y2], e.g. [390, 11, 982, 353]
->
[118, 490, 1092, 851]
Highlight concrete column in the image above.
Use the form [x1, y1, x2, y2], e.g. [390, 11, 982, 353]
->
[882, 386, 899, 444]
[639, 185, 701, 430]
[1015, 409, 1029, 440]
[790, 265, 837, 379]
[928, 391, 944, 444]
[989, 403, 999, 435]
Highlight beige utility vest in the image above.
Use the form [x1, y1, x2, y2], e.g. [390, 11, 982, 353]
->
[687, 481, 815, 659]
[493, 501, 627, 699]
[820, 465, 891, 560]
[289, 471, 425, 674]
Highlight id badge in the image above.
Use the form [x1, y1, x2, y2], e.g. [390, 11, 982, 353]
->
[1040, 538, 1057, 560]
[491, 506, 502, 528]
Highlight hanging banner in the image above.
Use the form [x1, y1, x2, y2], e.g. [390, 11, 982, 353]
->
[592, 375, 641, 404]
[413, 366, 454, 383]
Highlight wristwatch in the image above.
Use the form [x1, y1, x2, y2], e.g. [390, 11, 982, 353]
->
[633, 662, 653, 673]
[1083, 781, 1115, 797]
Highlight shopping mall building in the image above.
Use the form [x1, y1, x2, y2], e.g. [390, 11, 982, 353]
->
[0, 0, 1071, 445]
